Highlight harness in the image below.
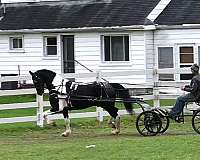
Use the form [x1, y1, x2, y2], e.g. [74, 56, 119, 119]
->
[99, 82, 111, 100]
[49, 80, 113, 110]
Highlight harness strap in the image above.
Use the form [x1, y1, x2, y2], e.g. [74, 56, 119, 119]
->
[65, 83, 79, 108]
[100, 82, 111, 99]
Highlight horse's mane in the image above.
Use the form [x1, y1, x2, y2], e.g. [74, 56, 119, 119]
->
[35, 69, 57, 83]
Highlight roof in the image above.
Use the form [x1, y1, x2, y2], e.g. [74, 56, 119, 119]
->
[155, 0, 200, 25]
[0, 0, 160, 30]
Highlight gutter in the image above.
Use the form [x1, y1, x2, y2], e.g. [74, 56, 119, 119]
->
[156, 24, 200, 30]
[0, 25, 156, 33]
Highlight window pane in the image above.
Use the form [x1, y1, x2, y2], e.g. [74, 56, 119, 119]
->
[10, 37, 23, 49]
[111, 36, 123, 61]
[104, 36, 110, 61]
[180, 54, 194, 63]
[124, 36, 129, 61]
[158, 47, 174, 68]
[103, 35, 129, 61]
[180, 65, 191, 68]
[180, 47, 193, 53]
[13, 39, 19, 48]
[18, 39, 22, 48]
[47, 37, 57, 45]
[180, 65, 192, 80]
[158, 47, 174, 80]
[180, 74, 193, 80]
[159, 74, 174, 81]
[198, 46, 200, 65]
[47, 46, 57, 55]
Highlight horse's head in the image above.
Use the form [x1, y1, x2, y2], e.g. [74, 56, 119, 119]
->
[29, 71, 45, 95]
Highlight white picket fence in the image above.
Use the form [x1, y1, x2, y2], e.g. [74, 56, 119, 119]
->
[0, 68, 193, 127]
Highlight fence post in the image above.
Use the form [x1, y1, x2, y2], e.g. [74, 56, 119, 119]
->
[36, 94, 44, 127]
[153, 69, 160, 108]
[96, 70, 104, 122]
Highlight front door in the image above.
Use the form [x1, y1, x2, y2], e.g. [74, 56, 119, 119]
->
[62, 35, 75, 73]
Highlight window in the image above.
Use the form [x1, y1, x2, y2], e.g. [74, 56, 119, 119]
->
[103, 35, 129, 61]
[158, 47, 174, 81]
[179, 46, 194, 80]
[198, 46, 200, 65]
[10, 37, 23, 50]
[44, 36, 57, 56]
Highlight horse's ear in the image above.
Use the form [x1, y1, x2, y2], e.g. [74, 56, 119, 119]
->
[29, 71, 34, 76]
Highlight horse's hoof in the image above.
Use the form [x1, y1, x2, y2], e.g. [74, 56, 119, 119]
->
[61, 131, 71, 137]
[111, 129, 120, 135]
[61, 132, 69, 137]
[50, 121, 57, 126]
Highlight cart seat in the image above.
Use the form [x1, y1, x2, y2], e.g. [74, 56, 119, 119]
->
[195, 98, 200, 106]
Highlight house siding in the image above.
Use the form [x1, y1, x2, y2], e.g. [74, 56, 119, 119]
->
[0, 31, 147, 83]
[145, 30, 154, 82]
[0, 34, 62, 75]
[154, 28, 200, 80]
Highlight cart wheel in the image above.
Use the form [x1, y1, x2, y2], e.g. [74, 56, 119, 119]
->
[159, 116, 170, 134]
[151, 108, 169, 134]
[136, 111, 162, 136]
[192, 110, 200, 134]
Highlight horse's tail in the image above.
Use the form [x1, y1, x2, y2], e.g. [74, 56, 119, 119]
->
[110, 83, 133, 114]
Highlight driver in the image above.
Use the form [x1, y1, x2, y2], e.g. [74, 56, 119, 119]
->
[169, 64, 200, 122]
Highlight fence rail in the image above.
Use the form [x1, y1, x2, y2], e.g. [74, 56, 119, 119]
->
[0, 68, 194, 126]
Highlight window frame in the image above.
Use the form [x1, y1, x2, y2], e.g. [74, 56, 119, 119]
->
[43, 36, 58, 57]
[157, 46, 175, 81]
[178, 45, 195, 80]
[101, 35, 130, 62]
[9, 36, 24, 52]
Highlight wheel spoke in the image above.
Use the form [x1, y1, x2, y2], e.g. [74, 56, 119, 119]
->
[138, 119, 144, 126]
[194, 121, 200, 124]
[196, 126, 200, 131]
[141, 127, 147, 133]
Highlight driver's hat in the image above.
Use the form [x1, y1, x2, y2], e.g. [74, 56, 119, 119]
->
[191, 64, 199, 72]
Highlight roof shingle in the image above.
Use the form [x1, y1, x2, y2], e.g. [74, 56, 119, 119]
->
[0, 0, 160, 30]
[155, 0, 200, 25]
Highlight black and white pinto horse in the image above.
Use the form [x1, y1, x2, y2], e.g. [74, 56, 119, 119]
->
[29, 69, 133, 136]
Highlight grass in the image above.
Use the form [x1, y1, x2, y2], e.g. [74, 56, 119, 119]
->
[0, 116, 200, 160]
[0, 95, 199, 160]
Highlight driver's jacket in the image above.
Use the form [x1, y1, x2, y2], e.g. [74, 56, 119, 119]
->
[184, 74, 200, 100]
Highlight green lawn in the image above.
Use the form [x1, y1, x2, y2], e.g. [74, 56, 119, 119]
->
[0, 116, 200, 160]
[1, 95, 199, 160]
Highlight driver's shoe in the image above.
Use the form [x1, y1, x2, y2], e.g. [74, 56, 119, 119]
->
[174, 116, 184, 123]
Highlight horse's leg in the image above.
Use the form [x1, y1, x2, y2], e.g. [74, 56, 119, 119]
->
[108, 116, 114, 127]
[114, 115, 121, 135]
[104, 106, 120, 135]
[43, 109, 56, 126]
[61, 108, 71, 137]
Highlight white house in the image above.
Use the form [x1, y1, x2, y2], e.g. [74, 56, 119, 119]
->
[0, 0, 199, 84]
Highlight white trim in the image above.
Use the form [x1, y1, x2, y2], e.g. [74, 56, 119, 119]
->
[9, 35, 24, 53]
[0, 25, 149, 34]
[158, 46, 175, 81]
[43, 35, 58, 57]
[101, 34, 130, 63]
[147, 0, 172, 22]
[176, 44, 195, 81]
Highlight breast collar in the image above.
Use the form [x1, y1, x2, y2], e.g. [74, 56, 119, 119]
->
[70, 82, 79, 91]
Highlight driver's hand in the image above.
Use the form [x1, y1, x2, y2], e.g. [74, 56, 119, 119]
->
[180, 86, 185, 90]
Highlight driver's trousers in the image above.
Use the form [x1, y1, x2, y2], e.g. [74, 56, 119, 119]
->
[170, 93, 196, 117]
